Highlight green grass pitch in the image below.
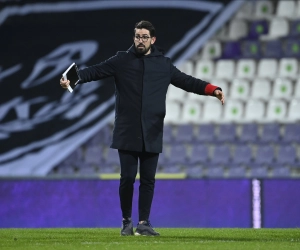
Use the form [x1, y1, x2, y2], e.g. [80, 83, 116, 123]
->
[1, 228, 299, 250]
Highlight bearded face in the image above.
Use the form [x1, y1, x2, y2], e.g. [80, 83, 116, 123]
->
[134, 28, 156, 55]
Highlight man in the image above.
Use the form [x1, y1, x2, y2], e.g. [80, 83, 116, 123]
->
[60, 20, 224, 236]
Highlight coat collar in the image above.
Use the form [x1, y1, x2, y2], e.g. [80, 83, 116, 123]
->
[128, 44, 164, 57]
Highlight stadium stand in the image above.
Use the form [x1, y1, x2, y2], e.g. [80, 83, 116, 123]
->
[188, 144, 209, 166]
[238, 123, 259, 143]
[195, 124, 216, 143]
[231, 144, 253, 167]
[49, 0, 300, 179]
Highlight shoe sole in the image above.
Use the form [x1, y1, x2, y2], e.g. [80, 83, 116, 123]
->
[121, 231, 134, 236]
[134, 232, 159, 236]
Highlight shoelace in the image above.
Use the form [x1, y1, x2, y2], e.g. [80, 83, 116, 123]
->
[123, 220, 131, 227]
[145, 220, 153, 228]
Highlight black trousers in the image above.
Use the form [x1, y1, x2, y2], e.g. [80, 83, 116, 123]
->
[118, 149, 159, 221]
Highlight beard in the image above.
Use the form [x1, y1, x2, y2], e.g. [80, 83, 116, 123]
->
[135, 43, 151, 55]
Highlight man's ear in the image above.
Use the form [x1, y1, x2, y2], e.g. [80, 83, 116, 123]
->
[151, 37, 156, 44]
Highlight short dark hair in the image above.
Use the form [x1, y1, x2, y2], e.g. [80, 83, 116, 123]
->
[134, 20, 156, 37]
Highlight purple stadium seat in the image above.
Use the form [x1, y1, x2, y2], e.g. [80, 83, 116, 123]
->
[186, 165, 204, 178]
[253, 145, 274, 166]
[98, 165, 118, 174]
[100, 124, 113, 144]
[105, 149, 120, 167]
[61, 147, 83, 166]
[228, 166, 247, 178]
[167, 144, 187, 165]
[84, 145, 103, 165]
[241, 40, 261, 59]
[163, 124, 173, 144]
[276, 145, 297, 166]
[262, 40, 283, 58]
[222, 41, 241, 59]
[272, 167, 291, 178]
[206, 166, 224, 178]
[238, 123, 259, 143]
[160, 165, 183, 173]
[57, 165, 76, 175]
[174, 124, 195, 143]
[248, 20, 269, 39]
[196, 124, 216, 143]
[289, 20, 300, 38]
[188, 144, 209, 165]
[209, 144, 231, 166]
[78, 165, 97, 176]
[283, 38, 300, 58]
[259, 123, 281, 144]
[232, 144, 252, 166]
[282, 124, 300, 143]
[157, 151, 168, 168]
[217, 124, 237, 143]
[250, 166, 269, 178]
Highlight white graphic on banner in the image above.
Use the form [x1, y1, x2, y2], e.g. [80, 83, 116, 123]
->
[0, 64, 22, 82]
[21, 42, 98, 88]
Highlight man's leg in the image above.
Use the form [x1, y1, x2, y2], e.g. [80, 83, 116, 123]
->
[118, 149, 138, 220]
[135, 151, 160, 236]
[138, 151, 159, 221]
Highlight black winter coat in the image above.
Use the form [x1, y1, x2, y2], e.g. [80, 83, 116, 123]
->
[78, 45, 218, 153]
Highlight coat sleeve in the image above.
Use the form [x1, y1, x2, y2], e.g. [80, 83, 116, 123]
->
[77, 54, 119, 84]
[170, 64, 221, 96]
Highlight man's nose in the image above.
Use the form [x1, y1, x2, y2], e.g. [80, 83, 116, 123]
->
[137, 37, 144, 42]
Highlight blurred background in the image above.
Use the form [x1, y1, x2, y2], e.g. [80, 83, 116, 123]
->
[0, 0, 299, 228]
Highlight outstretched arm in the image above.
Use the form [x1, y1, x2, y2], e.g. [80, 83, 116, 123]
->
[60, 54, 119, 89]
[170, 64, 225, 104]
[78, 54, 119, 83]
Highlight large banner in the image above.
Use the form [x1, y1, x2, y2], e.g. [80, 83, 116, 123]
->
[0, 0, 244, 176]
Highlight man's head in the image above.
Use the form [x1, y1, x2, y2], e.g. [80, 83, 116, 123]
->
[134, 20, 156, 55]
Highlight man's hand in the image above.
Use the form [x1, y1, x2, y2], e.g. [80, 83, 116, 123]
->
[214, 89, 225, 105]
[60, 77, 70, 89]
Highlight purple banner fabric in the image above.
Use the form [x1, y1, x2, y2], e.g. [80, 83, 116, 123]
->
[0, 179, 251, 228]
[263, 180, 300, 228]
